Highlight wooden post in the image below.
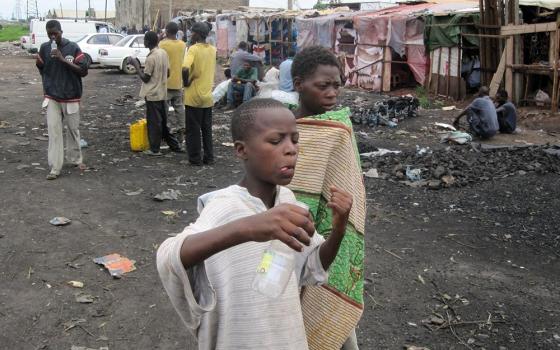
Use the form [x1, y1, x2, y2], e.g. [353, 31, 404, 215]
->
[505, 35, 514, 98]
[435, 48, 442, 95]
[551, 14, 560, 112]
[456, 46, 462, 100]
[382, 44, 392, 92]
[446, 47, 451, 97]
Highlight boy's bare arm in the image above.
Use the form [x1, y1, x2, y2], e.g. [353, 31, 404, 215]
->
[319, 187, 353, 270]
[179, 204, 316, 269]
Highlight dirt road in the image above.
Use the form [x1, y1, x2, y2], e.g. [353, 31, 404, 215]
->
[1, 43, 559, 350]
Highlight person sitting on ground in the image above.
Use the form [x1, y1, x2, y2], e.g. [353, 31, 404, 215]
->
[159, 21, 187, 145]
[156, 98, 353, 349]
[128, 31, 182, 156]
[226, 61, 258, 108]
[212, 68, 232, 106]
[453, 86, 499, 139]
[229, 41, 262, 78]
[36, 19, 89, 180]
[290, 45, 366, 350]
[495, 89, 517, 134]
[279, 48, 296, 92]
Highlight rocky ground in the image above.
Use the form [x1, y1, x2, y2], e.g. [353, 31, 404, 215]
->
[1, 42, 560, 350]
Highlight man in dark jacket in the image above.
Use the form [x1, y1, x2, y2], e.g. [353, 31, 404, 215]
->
[36, 20, 88, 180]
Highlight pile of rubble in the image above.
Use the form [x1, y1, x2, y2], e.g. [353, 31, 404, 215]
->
[351, 96, 419, 128]
[362, 145, 560, 189]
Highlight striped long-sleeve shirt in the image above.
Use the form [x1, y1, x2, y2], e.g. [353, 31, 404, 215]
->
[156, 185, 327, 350]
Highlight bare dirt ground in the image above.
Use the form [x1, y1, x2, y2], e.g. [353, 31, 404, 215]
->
[1, 42, 560, 350]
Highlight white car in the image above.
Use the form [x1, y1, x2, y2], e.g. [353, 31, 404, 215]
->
[99, 34, 149, 74]
[76, 33, 124, 64]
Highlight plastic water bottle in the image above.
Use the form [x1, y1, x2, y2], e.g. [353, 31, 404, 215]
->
[50, 40, 57, 52]
[252, 202, 309, 298]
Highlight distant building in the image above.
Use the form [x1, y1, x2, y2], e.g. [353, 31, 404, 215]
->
[115, 0, 249, 29]
[47, 8, 116, 21]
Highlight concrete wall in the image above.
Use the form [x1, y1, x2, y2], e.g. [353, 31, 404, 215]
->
[116, 0, 249, 29]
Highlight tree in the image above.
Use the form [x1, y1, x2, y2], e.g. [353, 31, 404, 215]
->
[313, 1, 329, 10]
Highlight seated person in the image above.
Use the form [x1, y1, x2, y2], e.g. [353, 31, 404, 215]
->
[495, 89, 517, 134]
[279, 48, 296, 92]
[453, 86, 499, 139]
[226, 61, 258, 108]
[212, 68, 232, 106]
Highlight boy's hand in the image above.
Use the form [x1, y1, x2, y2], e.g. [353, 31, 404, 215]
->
[50, 48, 63, 61]
[327, 186, 353, 234]
[247, 203, 315, 252]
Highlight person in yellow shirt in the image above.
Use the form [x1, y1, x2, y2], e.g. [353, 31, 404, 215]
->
[182, 22, 216, 166]
[159, 22, 186, 145]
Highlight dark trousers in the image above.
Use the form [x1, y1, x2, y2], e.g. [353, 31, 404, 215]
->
[467, 110, 496, 139]
[146, 100, 180, 152]
[185, 106, 213, 164]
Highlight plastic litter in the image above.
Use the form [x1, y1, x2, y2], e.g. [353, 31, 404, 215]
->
[94, 253, 136, 278]
[364, 168, 380, 178]
[153, 189, 180, 201]
[360, 148, 401, 158]
[416, 145, 432, 156]
[80, 139, 88, 148]
[434, 122, 456, 131]
[440, 131, 473, 145]
[406, 166, 422, 182]
[49, 217, 71, 226]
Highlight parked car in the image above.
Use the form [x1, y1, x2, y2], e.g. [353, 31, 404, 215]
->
[76, 33, 124, 64]
[29, 18, 116, 53]
[20, 35, 30, 50]
[98, 35, 148, 74]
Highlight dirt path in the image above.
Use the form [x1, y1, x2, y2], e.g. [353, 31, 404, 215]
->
[1, 43, 559, 350]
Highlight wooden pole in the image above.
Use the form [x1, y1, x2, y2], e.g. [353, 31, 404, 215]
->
[435, 48, 442, 95]
[456, 46, 462, 100]
[382, 44, 392, 92]
[551, 13, 560, 112]
[446, 47, 450, 97]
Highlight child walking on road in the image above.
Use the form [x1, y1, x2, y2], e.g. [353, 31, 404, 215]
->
[156, 98, 353, 349]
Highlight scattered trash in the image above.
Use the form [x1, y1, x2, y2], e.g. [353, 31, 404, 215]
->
[351, 96, 419, 128]
[407, 322, 418, 327]
[16, 164, 30, 170]
[535, 89, 550, 107]
[395, 130, 409, 135]
[544, 147, 560, 158]
[35, 136, 49, 141]
[68, 281, 84, 288]
[94, 253, 136, 278]
[441, 175, 456, 186]
[153, 189, 180, 201]
[0, 120, 10, 128]
[416, 145, 432, 156]
[434, 122, 456, 131]
[161, 210, 178, 217]
[360, 149, 401, 158]
[406, 166, 422, 182]
[134, 100, 146, 108]
[50, 217, 71, 226]
[75, 293, 95, 303]
[221, 142, 234, 147]
[80, 139, 88, 148]
[124, 188, 143, 196]
[364, 168, 380, 178]
[441, 105, 457, 111]
[14, 131, 26, 136]
[417, 275, 425, 285]
[440, 131, 473, 145]
[429, 316, 445, 325]
[404, 346, 430, 350]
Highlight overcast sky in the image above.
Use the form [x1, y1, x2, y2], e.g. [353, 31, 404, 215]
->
[1, 0, 321, 20]
[1, 0, 115, 20]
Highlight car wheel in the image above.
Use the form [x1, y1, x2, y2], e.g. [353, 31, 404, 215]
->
[84, 54, 92, 66]
[122, 58, 137, 74]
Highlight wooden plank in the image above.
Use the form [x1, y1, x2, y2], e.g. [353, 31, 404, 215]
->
[501, 22, 557, 35]
[505, 36, 514, 98]
[435, 48, 442, 95]
[550, 31, 557, 63]
[551, 14, 560, 112]
[489, 49, 507, 96]
[446, 47, 450, 97]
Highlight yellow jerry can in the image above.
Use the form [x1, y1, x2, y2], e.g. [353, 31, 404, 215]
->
[130, 118, 149, 152]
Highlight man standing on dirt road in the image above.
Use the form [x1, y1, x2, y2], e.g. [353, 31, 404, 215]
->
[182, 22, 216, 166]
[36, 20, 88, 180]
[159, 21, 187, 146]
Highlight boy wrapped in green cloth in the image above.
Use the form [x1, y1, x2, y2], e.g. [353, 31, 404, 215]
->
[289, 46, 366, 350]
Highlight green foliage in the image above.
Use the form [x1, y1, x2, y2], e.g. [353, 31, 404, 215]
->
[313, 1, 329, 10]
[0, 25, 28, 42]
[415, 86, 430, 109]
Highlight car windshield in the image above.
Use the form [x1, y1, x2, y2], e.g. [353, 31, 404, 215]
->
[115, 36, 134, 47]
[75, 35, 88, 43]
